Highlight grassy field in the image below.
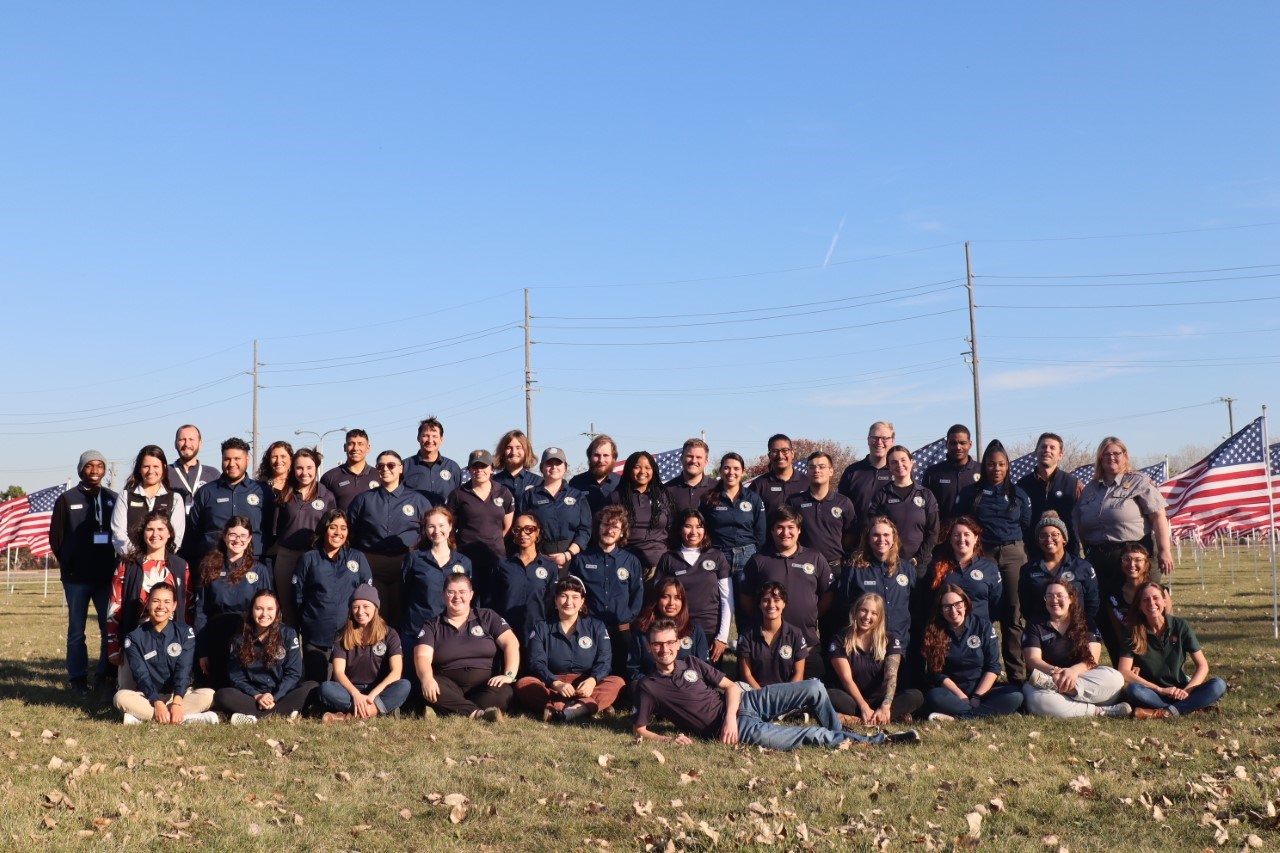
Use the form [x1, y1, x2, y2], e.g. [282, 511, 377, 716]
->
[2, 549, 1279, 851]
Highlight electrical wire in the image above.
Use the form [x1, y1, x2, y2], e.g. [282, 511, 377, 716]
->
[979, 263, 1280, 279]
[263, 346, 520, 389]
[973, 221, 1279, 244]
[0, 391, 251, 437]
[981, 295, 1280, 310]
[0, 373, 247, 423]
[259, 289, 522, 342]
[537, 338, 957, 372]
[261, 324, 520, 372]
[987, 326, 1280, 341]
[977, 272, 1280, 288]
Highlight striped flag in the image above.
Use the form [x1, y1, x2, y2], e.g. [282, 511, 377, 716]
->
[1161, 417, 1271, 535]
[1074, 461, 1165, 486]
[1072, 464, 1096, 483]
[0, 484, 67, 558]
[613, 448, 684, 480]
[912, 438, 948, 470]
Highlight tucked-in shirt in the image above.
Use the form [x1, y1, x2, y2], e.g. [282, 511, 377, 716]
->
[1120, 615, 1202, 688]
[569, 546, 644, 627]
[415, 608, 510, 672]
[293, 547, 374, 649]
[123, 620, 197, 703]
[402, 453, 463, 505]
[633, 656, 727, 738]
[529, 616, 613, 684]
[828, 631, 905, 701]
[736, 620, 808, 687]
[742, 546, 833, 646]
[1073, 473, 1167, 546]
[787, 489, 858, 566]
[933, 613, 1002, 693]
[320, 462, 381, 513]
[332, 629, 402, 686]
[401, 549, 472, 638]
[957, 481, 1033, 546]
[348, 485, 433, 555]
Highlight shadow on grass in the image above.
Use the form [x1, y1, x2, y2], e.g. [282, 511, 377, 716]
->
[0, 655, 117, 719]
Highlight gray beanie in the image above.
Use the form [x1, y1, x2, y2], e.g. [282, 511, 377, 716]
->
[78, 450, 106, 474]
[351, 584, 381, 608]
[1036, 511, 1069, 542]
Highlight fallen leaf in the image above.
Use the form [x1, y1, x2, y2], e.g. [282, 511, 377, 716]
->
[41, 816, 57, 830]
[598, 754, 613, 767]
[679, 769, 702, 785]
[335, 771, 352, 783]
[698, 821, 720, 843]
[449, 805, 467, 824]
[247, 823, 262, 836]
[1041, 835, 1059, 847]
[989, 797, 1006, 813]
[48, 757, 65, 771]
[633, 801, 653, 817]
[64, 739, 77, 748]
[965, 811, 983, 838]
[443, 793, 469, 807]
[350, 824, 373, 834]
[651, 750, 665, 765]
[399, 809, 412, 820]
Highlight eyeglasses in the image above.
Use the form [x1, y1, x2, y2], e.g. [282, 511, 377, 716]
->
[1044, 594, 1070, 602]
[768, 448, 793, 456]
[225, 533, 250, 542]
[868, 436, 894, 444]
[375, 462, 400, 470]
[1101, 451, 1126, 459]
[941, 601, 965, 611]
[513, 526, 539, 535]
[648, 640, 680, 649]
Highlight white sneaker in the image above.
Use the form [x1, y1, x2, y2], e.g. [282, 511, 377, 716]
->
[1027, 669, 1057, 691]
[122, 713, 142, 726]
[1099, 702, 1132, 719]
[230, 713, 258, 726]
[287, 711, 301, 721]
[183, 711, 220, 725]
[927, 712, 956, 723]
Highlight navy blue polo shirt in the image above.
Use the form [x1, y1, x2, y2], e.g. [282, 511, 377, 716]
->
[867, 482, 939, 566]
[923, 458, 982, 522]
[347, 485, 433, 555]
[292, 546, 374, 648]
[736, 620, 808, 687]
[752, 470, 811, 515]
[274, 485, 337, 551]
[1022, 619, 1099, 669]
[569, 546, 644, 627]
[654, 548, 731, 642]
[227, 626, 303, 697]
[702, 487, 766, 550]
[828, 630, 905, 701]
[1019, 553, 1101, 630]
[415, 607, 510, 672]
[491, 553, 557, 643]
[518, 484, 591, 552]
[123, 620, 196, 702]
[957, 481, 1033, 546]
[608, 488, 671, 567]
[1017, 467, 1083, 558]
[837, 459, 892, 519]
[192, 559, 274, 655]
[917, 556, 1002, 624]
[933, 613, 1001, 693]
[840, 559, 916, 641]
[494, 467, 543, 499]
[742, 546, 833, 646]
[664, 474, 716, 516]
[528, 616, 613, 684]
[320, 462, 381, 513]
[402, 453, 463, 504]
[787, 489, 857, 566]
[400, 549, 472, 639]
[568, 470, 621, 516]
[185, 476, 266, 563]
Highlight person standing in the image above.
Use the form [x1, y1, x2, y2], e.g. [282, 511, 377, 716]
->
[445, 450, 515, 601]
[110, 445, 186, 557]
[664, 438, 715, 516]
[568, 434, 621, 516]
[867, 446, 939, 568]
[168, 424, 220, 510]
[184, 438, 266, 566]
[493, 429, 543, 499]
[753, 434, 810, 515]
[403, 417, 463, 505]
[49, 450, 118, 694]
[1017, 432, 1084, 560]
[320, 429, 380, 513]
[922, 425, 981, 523]
[838, 422, 895, 532]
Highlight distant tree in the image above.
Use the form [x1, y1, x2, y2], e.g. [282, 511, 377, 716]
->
[1165, 444, 1214, 478]
[1002, 435, 1093, 476]
[745, 438, 860, 479]
[1, 485, 24, 501]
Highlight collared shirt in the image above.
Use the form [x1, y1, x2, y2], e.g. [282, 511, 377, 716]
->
[918, 556, 1002, 624]
[867, 482, 939, 566]
[663, 474, 716, 516]
[828, 630, 905, 700]
[446, 481, 515, 565]
[1120, 615, 1201, 688]
[837, 459, 892, 520]
[185, 476, 266, 563]
[737, 620, 807, 687]
[494, 467, 543, 499]
[568, 470, 621, 516]
[348, 485, 433, 555]
[608, 488, 671, 567]
[402, 453, 463, 504]
[1019, 553, 1100, 630]
[50, 484, 118, 584]
[320, 462, 381, 513]
[702, 487, 766, 550]
[933, 613, 1001, 693]
[518, 483, 590, 552]
[1022, 619, 1099, 669]
[491, 553, 557, 643]
[273, 485, 337, 551]
[569, 546, 644, 626]
[742, 546, 833, 646]
[654, 548, 731, 642]
[332, 629, 401, 686]
[627, 621, 708, 681]
[528, 616, 613, 684]
[293, 546, 374, 648]
[107, 556, 190, 664]
[110, 486, 185, 557]
[840, 558, 916, 641]
[957, 481, 1033, 545]
[788, 489, 858, 566]
[1074, 472, 1167, 546]
[167, 461, 220, 510]
[415, 607, 510, 672]
[923, 457, 982, 522]
[228, 626, 303, 698]
[752, 470, 811, 515]
[400, 549, 472, 638]
[123, 619, 196, 703]
[633, 656, 726, 738]
[1017, 467, 1084, 558]
[193, 559, 273, 654]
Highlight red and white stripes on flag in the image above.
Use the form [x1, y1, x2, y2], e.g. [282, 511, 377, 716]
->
[0, 484, 67, 558]
[1161, 417, 1272, 536]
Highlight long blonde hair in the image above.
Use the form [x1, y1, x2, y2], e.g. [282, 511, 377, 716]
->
[841, 592, 888, 662]
[338, 604, 390, 651]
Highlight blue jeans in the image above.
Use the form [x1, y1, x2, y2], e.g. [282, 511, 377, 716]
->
[1124, 678, 1226, 716]
[927, 684, 1024, 719]
[318, 679, 413, 714]
[725, 544, 757, 604]
[736, 679, 884, 750]
[64, 581, 110, 681]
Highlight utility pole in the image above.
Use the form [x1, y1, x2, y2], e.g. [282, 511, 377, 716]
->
[251, 340, 261, 460]
[524, 289, 535, 446]
[582, 423, 600, 441]
[965, 242, 983, 452]
[1219, 396, 1236, 436]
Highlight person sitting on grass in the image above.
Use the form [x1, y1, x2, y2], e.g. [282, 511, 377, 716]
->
[735, 582, 808, 689]
[114, 582, 218, 725]
[215, 590, 317, 724]
[1117, 581, 1227, 719]
[632, 618, 920, 750]
[826, 592, 924, 725]
[1021, 580, 1131, 718]
[922, 584, 1023, 722]
[318, 586, 411, 723]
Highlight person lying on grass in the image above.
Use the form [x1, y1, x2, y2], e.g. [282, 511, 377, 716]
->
[632, 618, 919, 750]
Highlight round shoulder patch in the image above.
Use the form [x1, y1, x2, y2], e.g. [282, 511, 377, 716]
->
[347, 560, 360, 572]
[369, 480, 380, 489]
[493, 497, 504, 507]
[534, 566, 549, 580]
[274, 647, 287, 660]
[969, 569, 983, 581]
[578, 635, 594, 649]
[617, 567, 630, 581]
[563, 496, 577, 506]
[1054, 490, 1063, 498]
[831, 506, 843, 518]
[1061, 570, 1076, 583]
[702, 559, 716, 571]
[973, 472, 982, 482]
[802, 563, 815, 575]
[896, 573, 910, 587]
[779, 644, 793, 660]
[245, 571, 259, 583]
[738, 500, 752, 512]
[402, 504, 417, 517]
[913, 495, 925, 507]
[451, 564, 466, 574]
[123, 637, 132, 649]
[440, 470, 452, 481]
[373, 641, 387, 656]
[966, 635, 982, 649]
[246, 493, 260, 506]
[469, 625, 485, 637]
[311, 499, 325, 510]
[682, 669, 699, 683]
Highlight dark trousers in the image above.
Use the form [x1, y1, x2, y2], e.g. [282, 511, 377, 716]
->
[828, 687, 924, 722]
[606, 624, 632, 677]
[198, 614, 244, 689]
[214, 682, 318, 717]
[428, 667, 513, 717]
[303, 643, 332, 685]
[988, 540, 1027, 682]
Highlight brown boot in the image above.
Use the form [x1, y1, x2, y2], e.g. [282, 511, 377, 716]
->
[838, 713, 863, 731]
[1133, 707, 1169, 720]
[321, 712, 350, 724]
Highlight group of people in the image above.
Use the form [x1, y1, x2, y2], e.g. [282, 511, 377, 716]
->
[44, 418, 1227, 749]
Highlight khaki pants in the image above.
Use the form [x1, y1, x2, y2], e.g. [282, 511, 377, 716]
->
[113, 687, 215, 720]
[273, 547, 306, 627]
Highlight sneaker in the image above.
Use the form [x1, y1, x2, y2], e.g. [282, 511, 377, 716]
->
[886, 729, 921, 745]
[287, 711, 301, 721]
[478, 707, 504, 723]
[230, 713, 258, 726]
[183, 711, 220, 725]
[322, 712, 349, 724]
[1027, 669, 1056, 691]
[122, 713, 142, 726]
[542, 705, 556, 723]
[1098, 702, 1132, 719]
[69, 678, 91, 697]
[1133, 707, 1169, 720]
[927, 712, 956, 723]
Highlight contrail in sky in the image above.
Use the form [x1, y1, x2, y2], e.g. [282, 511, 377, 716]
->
[823, 215, 846, 268]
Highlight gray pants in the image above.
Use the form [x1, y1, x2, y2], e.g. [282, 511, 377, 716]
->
[1022, 666, 1124, 718]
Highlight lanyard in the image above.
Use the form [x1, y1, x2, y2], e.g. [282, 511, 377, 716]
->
[172, 463, 204, 498]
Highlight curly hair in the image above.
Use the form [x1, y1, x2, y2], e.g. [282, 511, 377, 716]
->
[198, 516, 256, 588]
[593, 504, 631, 548]
[929, 516, 986, 590]
[237, 590, 285, 668]
[922, 584, 971, 675]
[1043, 581, 1097, 667]
[125, 508, 177, 562]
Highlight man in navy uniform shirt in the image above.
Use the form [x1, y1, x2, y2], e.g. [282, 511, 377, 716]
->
[922, 424, 981, 522]
[403, 416, 463, 504]
[664, 438, 715, 515]
[184, 437, 265, 564]
[1017, 432, 1084, 559]
[568, 434, 621, 515]
[838, 421, 895, 526]
[753, 434, 810, 515]
[168, 424, 220, 510]
[321, 428, 380, 512]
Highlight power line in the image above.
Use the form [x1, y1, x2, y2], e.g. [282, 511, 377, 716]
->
[260, 289, 522, 343]
[263, 346, 520, 389]
[987, 326, 1280, 341]
[977, 272, 1280, 289]
[1001, 400, 1221, 434]
[973, 221, 1279, 244]
[261, 324, 519, 372]
[0, 391, 251, 437]
[981, 295, 1280, 310]
[0, 372, 246, 423]
[979, 262, 1280, 279]
[988, 355, 1280, 367]
[538, 338, 957, 373]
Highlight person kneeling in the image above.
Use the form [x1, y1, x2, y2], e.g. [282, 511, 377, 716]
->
[318, 586, 412, 722]
[1022, 581, 1130, 718]
[632, 618, 918, 750]
[114, 582, 217, 724]
[215, 590, 318, 724]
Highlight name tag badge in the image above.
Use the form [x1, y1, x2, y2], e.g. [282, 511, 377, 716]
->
[217, 497, 230, 504]
[93, 533, 110, 545]
[143, 650, 158, 660]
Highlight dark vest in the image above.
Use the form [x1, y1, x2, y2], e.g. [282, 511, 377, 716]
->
[124, 490, 178, 539]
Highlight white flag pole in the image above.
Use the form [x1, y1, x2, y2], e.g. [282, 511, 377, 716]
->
[1261, 406, 1278, 640]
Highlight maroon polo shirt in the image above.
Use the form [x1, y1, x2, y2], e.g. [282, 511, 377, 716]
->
[743, 546, 832, 646]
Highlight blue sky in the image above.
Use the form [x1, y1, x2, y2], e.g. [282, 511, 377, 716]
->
[3, 4, 1278, 490]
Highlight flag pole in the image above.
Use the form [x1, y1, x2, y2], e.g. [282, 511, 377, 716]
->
[1262, 405, 1278, 640]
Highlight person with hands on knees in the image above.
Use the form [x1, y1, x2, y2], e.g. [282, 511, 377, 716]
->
[114, 583, 217, 725]
[1022, 581, 1130, 718]
[516, 575, 625, 722]
[1118, 581, 1227, 719]
[922, 584, 1023, 722]
[214, 590, 316, 724]
[827, 592, 924, 726]
[318, 586, 411, 722]
[633, 619, 919, 749]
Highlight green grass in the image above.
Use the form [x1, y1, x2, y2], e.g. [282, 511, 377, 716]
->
[2, 549, 1279, 850]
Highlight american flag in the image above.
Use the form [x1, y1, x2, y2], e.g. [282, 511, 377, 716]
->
[612, 448, 684, 481]
[1009, 452, 1036, 482]
[1072, 464, 1095, 483]
[912, 438, 947, 470]
[1161, 417, 1271, 536]
[0, 484, 67, 558]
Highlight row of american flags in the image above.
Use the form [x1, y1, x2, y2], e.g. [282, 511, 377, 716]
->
[2, 418, 1276, 561]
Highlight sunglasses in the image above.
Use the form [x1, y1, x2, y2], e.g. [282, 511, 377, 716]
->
[513, 526, 539, 535]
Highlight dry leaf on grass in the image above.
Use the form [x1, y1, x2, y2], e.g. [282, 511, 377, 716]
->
[651, 750, 665, 765]
[965, 811, 983, 838]
[633, 801, 653, 816]
[598, 754, 613, 767]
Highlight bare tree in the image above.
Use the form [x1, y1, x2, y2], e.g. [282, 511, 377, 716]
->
[745, 438, 860, 478]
